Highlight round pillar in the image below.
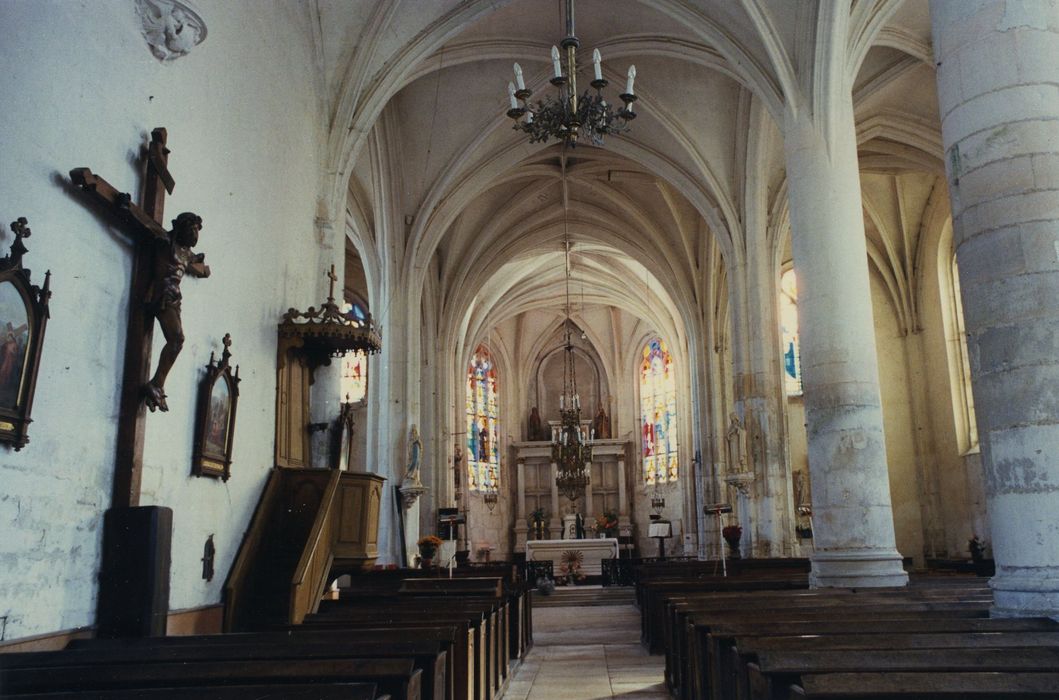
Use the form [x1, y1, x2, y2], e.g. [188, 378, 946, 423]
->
[783, 103, 908, 588]
[932, 0, 1059, 617]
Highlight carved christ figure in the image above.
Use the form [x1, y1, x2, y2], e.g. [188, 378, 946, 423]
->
[144, 212, 210, 411]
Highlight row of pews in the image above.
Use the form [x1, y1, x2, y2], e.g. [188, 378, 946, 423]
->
[0, 565, 531, 700]
[635, 558, 1059, 699]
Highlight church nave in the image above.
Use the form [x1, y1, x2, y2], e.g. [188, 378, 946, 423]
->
[504, 595, 666, 700]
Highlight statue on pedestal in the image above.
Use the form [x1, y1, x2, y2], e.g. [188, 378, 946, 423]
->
[725, 412, 747, 472]
[528, 406, 543, 441]
[405, 424, 423, 487]
[591, 405, 611, 440]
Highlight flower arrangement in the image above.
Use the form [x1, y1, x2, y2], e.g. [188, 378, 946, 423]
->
[593, 510, 618, 536]
[722, 525, 742, 543]
[555, 549, 586, 585]
[529, 507, 547, 524]
[417, 535, 443, 549]
[968, 535, 986, 563]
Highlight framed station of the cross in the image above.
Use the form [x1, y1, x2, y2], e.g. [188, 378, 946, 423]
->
[192, 334, 240, 480]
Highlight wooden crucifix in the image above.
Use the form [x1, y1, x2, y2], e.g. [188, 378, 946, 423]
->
[70, 128, 209, 508]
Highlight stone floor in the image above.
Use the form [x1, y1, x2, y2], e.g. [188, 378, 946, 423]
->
[502, 597, 668, 699]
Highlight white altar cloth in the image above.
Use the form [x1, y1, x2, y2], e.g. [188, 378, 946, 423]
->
[525, 538, 619, 576]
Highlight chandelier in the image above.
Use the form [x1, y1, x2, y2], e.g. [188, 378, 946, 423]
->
[552, 153, 592, 501]
[505, 0, 637, 147]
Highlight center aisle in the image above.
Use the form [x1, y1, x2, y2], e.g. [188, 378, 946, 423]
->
[501, 591, 668, 699]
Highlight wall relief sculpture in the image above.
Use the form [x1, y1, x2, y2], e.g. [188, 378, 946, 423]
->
[136, 0, 207, 62]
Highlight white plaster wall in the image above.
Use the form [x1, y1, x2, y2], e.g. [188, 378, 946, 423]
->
[0, 0, 324, 640]
[869, 275, 926, 565]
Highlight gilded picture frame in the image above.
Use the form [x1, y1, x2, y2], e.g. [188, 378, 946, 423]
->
[193, 333, 240, 480]
[0, 218, 51, 451]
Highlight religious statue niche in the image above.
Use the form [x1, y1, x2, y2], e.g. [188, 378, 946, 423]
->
[192, 334, 240, 480]
[0, 218, 51, 450]
[330, 397, 356, 471]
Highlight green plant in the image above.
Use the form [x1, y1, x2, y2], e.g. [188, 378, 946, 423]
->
[417, 535, 443, 549]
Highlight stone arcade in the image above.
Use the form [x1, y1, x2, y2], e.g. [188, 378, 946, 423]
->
[1, 0, 1058, 693]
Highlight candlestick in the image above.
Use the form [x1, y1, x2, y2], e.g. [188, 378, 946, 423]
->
[508, 82, 518, 110]
[593, 49, 602, 81]
[551, 46, 562, 78]
[514, 62, 525, 90]
[626, 65, 636, 95]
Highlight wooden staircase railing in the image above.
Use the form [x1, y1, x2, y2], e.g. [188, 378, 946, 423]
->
[223, 469, 283, 632]
[224, 468, 387, 631]
[289, 469, 342, 624]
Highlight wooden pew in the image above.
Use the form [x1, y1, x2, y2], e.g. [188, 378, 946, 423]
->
[749, 647, 1059, 700]
[305, 609, 487, 700]
[3, 639, 446, 700]
[0, 658, 422, 700]
[727, 631, 1059, 700]
[680, 594, 996, 699]
[790, 671, 1059, 698]
[1, 682, 383, 699]
[69, 627, 460, 700]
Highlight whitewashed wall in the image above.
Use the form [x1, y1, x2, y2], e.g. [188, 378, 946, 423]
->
[0, 0, 324, 640]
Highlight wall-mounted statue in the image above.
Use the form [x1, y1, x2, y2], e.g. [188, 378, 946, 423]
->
[405, 424, 422, 486]
[528, 406, 543, 441]
[591, 404, 611, 440]
[725, 412, 747, 472]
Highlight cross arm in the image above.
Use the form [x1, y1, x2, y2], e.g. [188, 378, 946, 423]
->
[69, 168, 169, 243]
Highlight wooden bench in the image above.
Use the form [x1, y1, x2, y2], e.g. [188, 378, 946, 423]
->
[305, 608, 488, 700]
[4, 638, 446, 700]
[749, 647, 1059, 700]
[789, 671, 1059, 698]
[1, 682, 384, 699]
[727, 631, 1059, 700]
[0, 658, 422, 700]
[69, 626, 460, 700]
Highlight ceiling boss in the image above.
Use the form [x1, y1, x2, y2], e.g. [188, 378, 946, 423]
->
[505, 0, 637, 147]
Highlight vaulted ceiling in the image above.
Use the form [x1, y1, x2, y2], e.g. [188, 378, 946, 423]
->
[324, 0, 942, 357]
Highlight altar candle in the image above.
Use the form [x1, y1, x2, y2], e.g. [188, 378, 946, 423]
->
[514, 62, 525, 90]
[508, 82, 518, 110]
[551, 46, 562, 78]
[592, 49, 602, 81]
[626, 65, 636, 95]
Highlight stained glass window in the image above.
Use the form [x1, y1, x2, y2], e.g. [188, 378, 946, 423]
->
[779, 269, 802, 395]
[467, 347, 500, 492]
[640, 338, 678, 485]
[339, 302, 369, 402]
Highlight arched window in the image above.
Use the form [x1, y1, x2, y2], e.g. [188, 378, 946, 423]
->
[640, 338, 678, 485]
[945, 254, 979, 453]
[779, 269, 802, 395]
[339, 301, 369, 402]
[467, 347, 500, 492]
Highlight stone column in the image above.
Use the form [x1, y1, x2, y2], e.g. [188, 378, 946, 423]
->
[617, 455, 632, 535]
[584, 463, 595, 518]
[514, 458, 528, 551]
[931, 0, 1059, 617]
[549, 462, 561, 536]
[783, 99, 908, 587]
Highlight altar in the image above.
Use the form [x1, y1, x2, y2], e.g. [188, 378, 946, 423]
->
[525, 538, 619, 576]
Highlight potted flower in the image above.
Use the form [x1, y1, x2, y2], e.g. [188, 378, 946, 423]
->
[722, 524, 743, 559]
[593, 510, 618, 538]
[417, 535, 443, 568]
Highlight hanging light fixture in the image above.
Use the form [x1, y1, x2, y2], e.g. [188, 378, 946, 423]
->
[552, 151, 592, 501]
[505, 0, 637, 147]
